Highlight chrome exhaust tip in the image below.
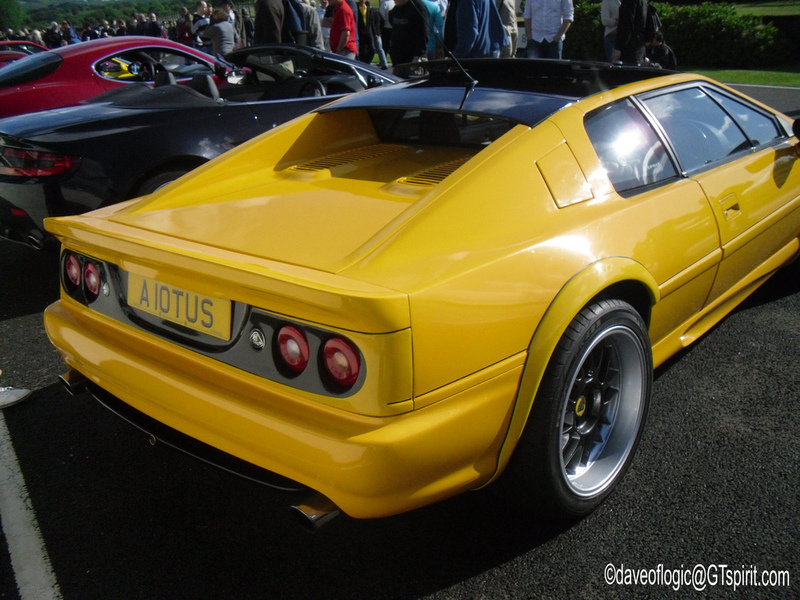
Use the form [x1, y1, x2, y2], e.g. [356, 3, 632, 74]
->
[290, 493, 341, 532]
[27, 232, 44, 251]
[58, 370, 88, 396]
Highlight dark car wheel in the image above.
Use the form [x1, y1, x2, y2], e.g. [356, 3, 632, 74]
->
[505, 299, 652, 519]
[135, 169, 189, 197]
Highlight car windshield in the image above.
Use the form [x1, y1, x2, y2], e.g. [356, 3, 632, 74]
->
[0, 51, 62, 88]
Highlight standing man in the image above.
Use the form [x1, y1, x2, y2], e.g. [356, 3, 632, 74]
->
[610, 0, 646, 65]
[192, 1, 213, 52]
[43, 22, 62, 48]
[421, 0, 443, 60]
[254, 0, 285, 44]
[444, 0, 506, 59]
[329, 0, 358, 58]
[498, 0, 518, 57]
[524, 0, 573, 59]
[388, 0, 427, 65]
[601, 0, 620, 61]
[145, 13, 164, 37]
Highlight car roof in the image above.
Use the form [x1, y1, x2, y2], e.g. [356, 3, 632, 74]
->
[325, 58, 673, 126]
[49, 36, 206, 60]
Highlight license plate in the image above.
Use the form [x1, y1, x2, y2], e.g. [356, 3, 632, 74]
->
[127, 273, 232, 341]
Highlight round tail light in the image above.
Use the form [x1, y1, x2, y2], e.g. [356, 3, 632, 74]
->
[276, 325, 310, 374]
[64, 253, 81, 290]
[83, 261, 101, 300]
[322, 338, 360, 388]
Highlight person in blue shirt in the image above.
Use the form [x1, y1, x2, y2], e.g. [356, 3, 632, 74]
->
[443, 0, 506, 59]
[60, 21, 81, 44]
[421, 0, 443, 59]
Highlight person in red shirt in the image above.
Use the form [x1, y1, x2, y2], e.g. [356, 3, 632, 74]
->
[329, 0, 358, 58]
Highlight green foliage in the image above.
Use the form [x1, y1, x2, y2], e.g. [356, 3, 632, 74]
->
[563, 1, 791, 68]
[563, 0, 606, 62]
[0, 0, 25, 31]
[658, 2, 791, 67]
[19, 0, 186, 30]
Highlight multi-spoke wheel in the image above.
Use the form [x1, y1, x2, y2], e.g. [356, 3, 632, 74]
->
[504, 299, 652, 519]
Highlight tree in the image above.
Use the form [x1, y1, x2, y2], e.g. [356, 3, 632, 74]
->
[0, 0, 25, 32]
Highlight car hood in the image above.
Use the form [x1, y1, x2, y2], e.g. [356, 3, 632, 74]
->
[107, 120, 480, 274]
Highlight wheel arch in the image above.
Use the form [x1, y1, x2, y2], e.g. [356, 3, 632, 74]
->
[490, 257, 660, 482]
[126, 156, 209, 200]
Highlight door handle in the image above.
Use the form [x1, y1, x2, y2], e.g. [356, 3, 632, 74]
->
[720, 194, 740, 220]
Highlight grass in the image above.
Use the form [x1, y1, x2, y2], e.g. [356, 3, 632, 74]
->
[689, 66, 800, 87]
[735, 1, 800, 17]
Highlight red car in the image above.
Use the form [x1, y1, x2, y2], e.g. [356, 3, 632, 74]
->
[0, 50, 27, 68]
[0, 36, 225, 118]
[0, 40, 48, 54]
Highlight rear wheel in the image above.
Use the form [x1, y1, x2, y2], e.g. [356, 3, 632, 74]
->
[135, 169, 189, 197]
[505, 299, 652, 519]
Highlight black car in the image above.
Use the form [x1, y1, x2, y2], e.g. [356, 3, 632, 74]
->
[0, 44, 400, 250]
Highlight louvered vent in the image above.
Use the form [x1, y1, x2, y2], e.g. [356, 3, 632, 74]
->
[288, 144, 406, 173]
[396, 157, 471, 187]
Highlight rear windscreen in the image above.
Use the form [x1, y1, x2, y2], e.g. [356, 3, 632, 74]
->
[370, 109, 514, 148]
[0, 52, 62, 88]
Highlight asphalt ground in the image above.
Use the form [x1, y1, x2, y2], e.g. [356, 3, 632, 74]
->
[729, 84, 800, 118]
[1, 85, 799, 599]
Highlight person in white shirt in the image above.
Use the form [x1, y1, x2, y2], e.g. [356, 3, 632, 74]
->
[601, 0, 620, 61]
[524, 0, 573, 59]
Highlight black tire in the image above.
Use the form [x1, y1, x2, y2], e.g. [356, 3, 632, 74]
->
[505, 299, 652, 519]
[135, 170, 189, 197]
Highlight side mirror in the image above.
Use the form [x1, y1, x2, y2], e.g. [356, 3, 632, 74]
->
[214, 63, 228, 79]
[793, 119, 800, 140]
[227, 69, 247, 85]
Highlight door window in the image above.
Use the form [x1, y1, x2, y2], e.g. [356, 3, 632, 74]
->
[705, 88, 782, 147]
[585, 99, 677, 193]
[642, 87, 750, 173]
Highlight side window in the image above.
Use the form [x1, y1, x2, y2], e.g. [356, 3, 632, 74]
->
[642, 87, 749, 173]
[705, 88, 781, 147]
[585, 99, 677, 193]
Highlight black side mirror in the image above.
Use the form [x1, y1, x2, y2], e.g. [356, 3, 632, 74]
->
[793, 119, 800, 140]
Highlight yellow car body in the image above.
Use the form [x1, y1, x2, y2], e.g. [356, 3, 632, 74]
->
[44, 61, 800, 522]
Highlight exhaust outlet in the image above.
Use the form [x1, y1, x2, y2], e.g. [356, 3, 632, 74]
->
[290, 493, 341, 532]
[58, 370, 88, 396]
[27, 232, 44, 251]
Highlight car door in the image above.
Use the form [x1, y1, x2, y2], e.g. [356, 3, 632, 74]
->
[640, 84, 800, 305]
[582, 98, 722, 347]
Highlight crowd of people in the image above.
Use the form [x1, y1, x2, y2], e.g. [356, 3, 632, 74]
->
[1, 3, 257, 55]
[2, 0, 676, 75]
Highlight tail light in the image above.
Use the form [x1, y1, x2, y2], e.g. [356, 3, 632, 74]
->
[275, 325, 310, 374]
[64, 253, 81, 290]
[62, 251, 103, 303]
[322, 338, 361, 388]
[83, 261, 102, 300]
[0, 146, 79, 177]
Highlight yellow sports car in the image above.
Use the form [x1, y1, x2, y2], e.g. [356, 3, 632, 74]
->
[43, 60, 800, 529]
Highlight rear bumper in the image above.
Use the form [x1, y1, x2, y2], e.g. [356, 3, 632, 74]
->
[0, 180, 105, 246]
[45, 298, 524, 519]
